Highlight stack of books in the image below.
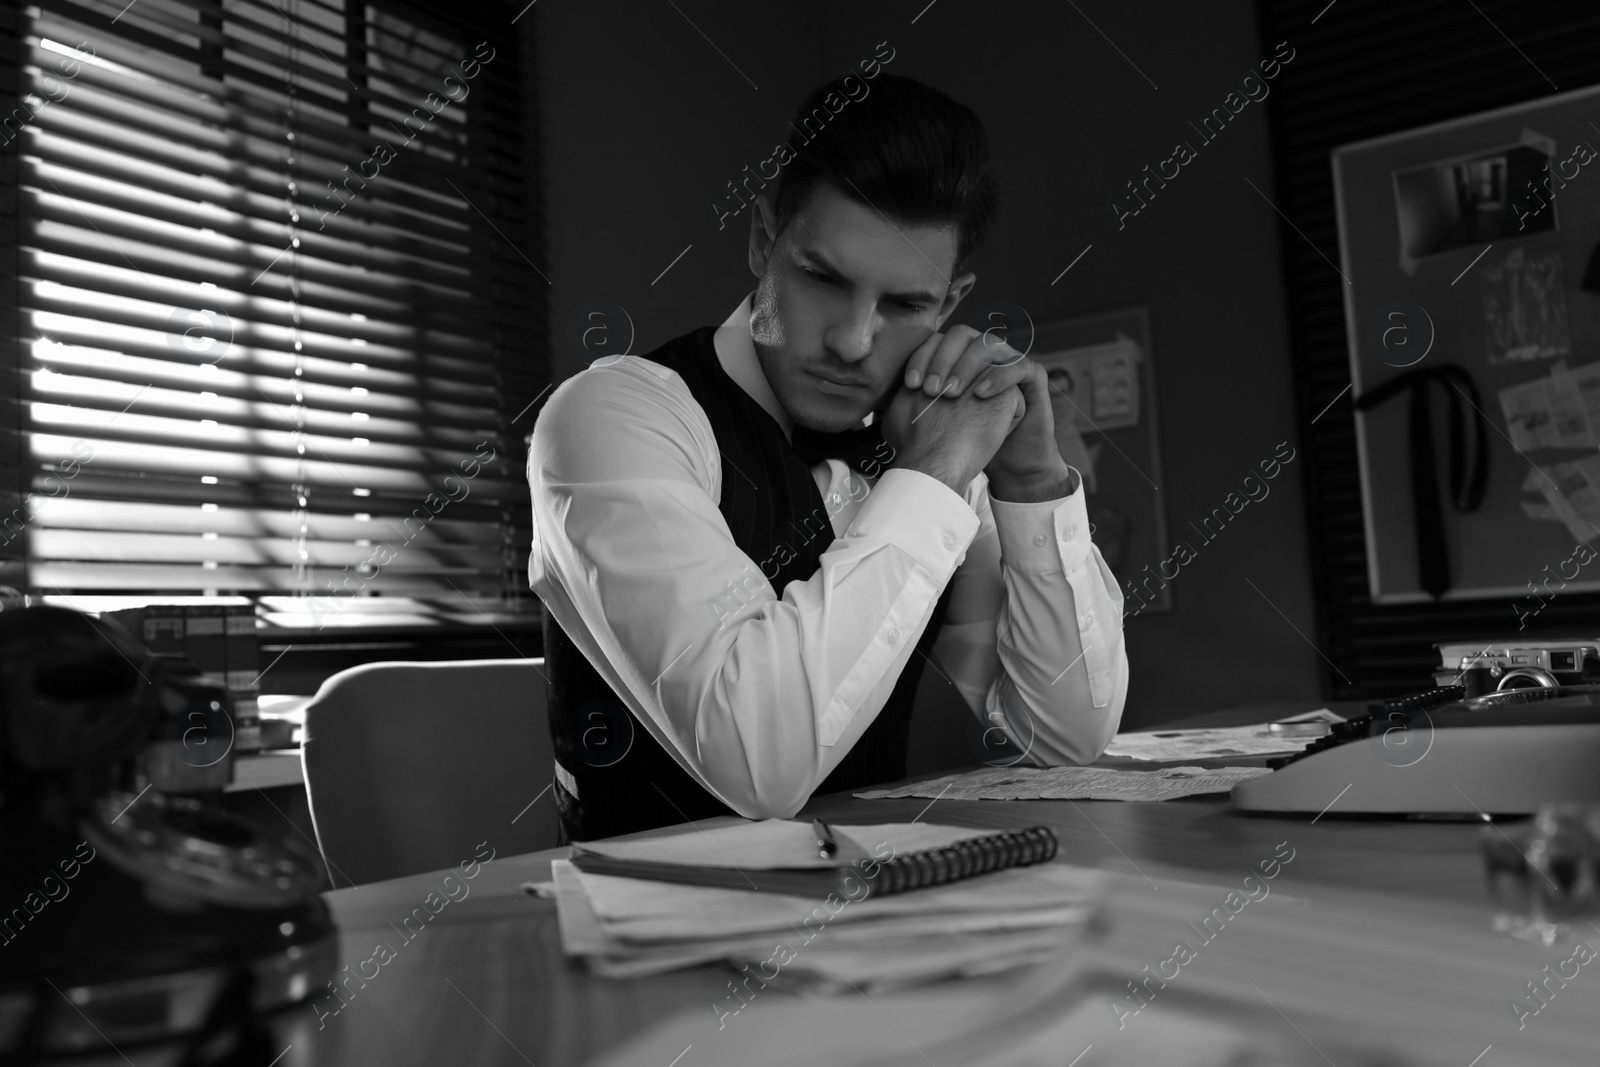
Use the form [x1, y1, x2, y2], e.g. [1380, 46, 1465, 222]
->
[545, 819, 1108, 991]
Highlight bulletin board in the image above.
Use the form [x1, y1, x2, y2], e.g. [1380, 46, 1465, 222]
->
[956, 304, 1170, 611]
[1333, 84, 1600, 602]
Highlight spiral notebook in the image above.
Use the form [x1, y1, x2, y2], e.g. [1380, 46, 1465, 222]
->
[568, 819, 1059, 898]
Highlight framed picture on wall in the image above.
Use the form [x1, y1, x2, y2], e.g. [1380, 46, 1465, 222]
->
[960, 306, 1171, 612]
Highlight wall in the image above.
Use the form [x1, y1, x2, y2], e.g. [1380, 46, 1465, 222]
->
[521, 0, 1322, 768]
[521, 0, 826, 382]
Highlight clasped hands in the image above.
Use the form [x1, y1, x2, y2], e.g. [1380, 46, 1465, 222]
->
[881, 325, 1078, 503]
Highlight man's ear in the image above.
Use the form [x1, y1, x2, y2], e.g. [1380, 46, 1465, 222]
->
[748, 195, 779, 278]
[933, 270, 977, 330]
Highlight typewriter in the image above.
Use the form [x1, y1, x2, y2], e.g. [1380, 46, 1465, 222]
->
[1232, 682, 1600, 817]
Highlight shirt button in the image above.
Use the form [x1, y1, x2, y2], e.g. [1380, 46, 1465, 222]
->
[941, 534, 956, 551]
[1081, 611, 1096, 626]
[1033, 533, 1047, 547]
[1063, 525, 1076, 540]
[887, 628, 901, 644]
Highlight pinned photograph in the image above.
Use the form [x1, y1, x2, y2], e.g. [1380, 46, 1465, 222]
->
[1392, 140, 1556, 267]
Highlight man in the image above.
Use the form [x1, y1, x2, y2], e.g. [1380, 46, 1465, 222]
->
[530, 74, 1127, 841]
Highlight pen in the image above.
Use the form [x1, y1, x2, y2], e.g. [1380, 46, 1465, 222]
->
[812, 818, 838, 860]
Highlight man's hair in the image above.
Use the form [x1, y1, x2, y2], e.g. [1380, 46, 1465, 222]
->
[771, 74, 999, 274]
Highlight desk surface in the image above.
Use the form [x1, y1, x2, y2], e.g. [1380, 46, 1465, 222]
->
[291, 703, 1598, 1067]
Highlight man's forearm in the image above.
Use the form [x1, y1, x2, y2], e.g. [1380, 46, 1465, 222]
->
[987, 460, 1079, 503]
[960, 483, 1128, 766]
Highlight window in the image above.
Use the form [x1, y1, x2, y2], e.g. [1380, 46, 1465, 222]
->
[2, 0, 543, 628]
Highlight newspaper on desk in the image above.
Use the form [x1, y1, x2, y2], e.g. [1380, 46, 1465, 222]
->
[1102, 708, 1341, 762]
[854, 764, 1271, 803]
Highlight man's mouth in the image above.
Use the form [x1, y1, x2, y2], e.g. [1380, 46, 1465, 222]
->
[807, 369, 870, 392]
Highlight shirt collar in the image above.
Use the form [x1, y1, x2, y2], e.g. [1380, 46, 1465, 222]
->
[714, 292, 793, 440]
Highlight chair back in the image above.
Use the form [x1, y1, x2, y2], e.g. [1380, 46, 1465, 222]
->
[302, 658, 556, 886]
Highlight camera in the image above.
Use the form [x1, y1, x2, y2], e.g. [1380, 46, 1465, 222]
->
[1434, 638, 1600, 698]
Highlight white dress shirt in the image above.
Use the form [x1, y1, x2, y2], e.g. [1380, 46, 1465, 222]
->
[528, 294, 1128, 819]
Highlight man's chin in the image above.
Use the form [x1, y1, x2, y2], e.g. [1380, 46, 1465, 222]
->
[789, 399, 876, 434]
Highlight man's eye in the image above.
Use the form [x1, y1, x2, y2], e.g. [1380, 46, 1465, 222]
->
[803, 267, 836, 285]
[894, 300, 923, 313]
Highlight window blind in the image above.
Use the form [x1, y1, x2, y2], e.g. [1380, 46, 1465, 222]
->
[3, 0, 542, 622]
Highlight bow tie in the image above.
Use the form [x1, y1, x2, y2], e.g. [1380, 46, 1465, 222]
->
[789, 421, 893, 479]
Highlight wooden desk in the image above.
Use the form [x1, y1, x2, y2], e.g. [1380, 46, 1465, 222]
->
[287, 706, 1598, 1067]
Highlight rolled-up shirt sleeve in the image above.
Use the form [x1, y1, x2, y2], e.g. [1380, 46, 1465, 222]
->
[931, 473, 1128, 765]
[528, 357, 980, 819]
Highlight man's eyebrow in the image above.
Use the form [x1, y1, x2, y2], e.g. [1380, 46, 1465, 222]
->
[885, 284, 942, 306]
[797, 250, 942, 306]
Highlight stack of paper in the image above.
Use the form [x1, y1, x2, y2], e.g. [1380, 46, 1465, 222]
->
[543, 820, 1109, 992]
[1104, 727, 1313, 761]
[1103, 709, 1343, 762]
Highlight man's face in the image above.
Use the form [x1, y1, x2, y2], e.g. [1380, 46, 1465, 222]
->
[747, 182, 975, 433]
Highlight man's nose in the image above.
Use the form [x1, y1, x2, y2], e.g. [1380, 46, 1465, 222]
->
[825, 299, 877, 364]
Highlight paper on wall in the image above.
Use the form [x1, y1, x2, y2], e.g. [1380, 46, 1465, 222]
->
[1555, 361, 1600, 443]
[1521, 466, 1566, 523]
[1480, 247, 1570, 363]
[1090, 342, 1139, 422]
[1504, 368, 1600, 540]
[1499, 359, 1600, 450]
[854, 765, 1272, 803]
[1040, 337, 1141, 434]
[1500, 376, 1552, 450]
[1533, 456, 1600, 542]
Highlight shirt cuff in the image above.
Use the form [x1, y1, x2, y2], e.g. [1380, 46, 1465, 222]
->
[990, 482, 1092, 574]
[849, 467, 979, 576]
